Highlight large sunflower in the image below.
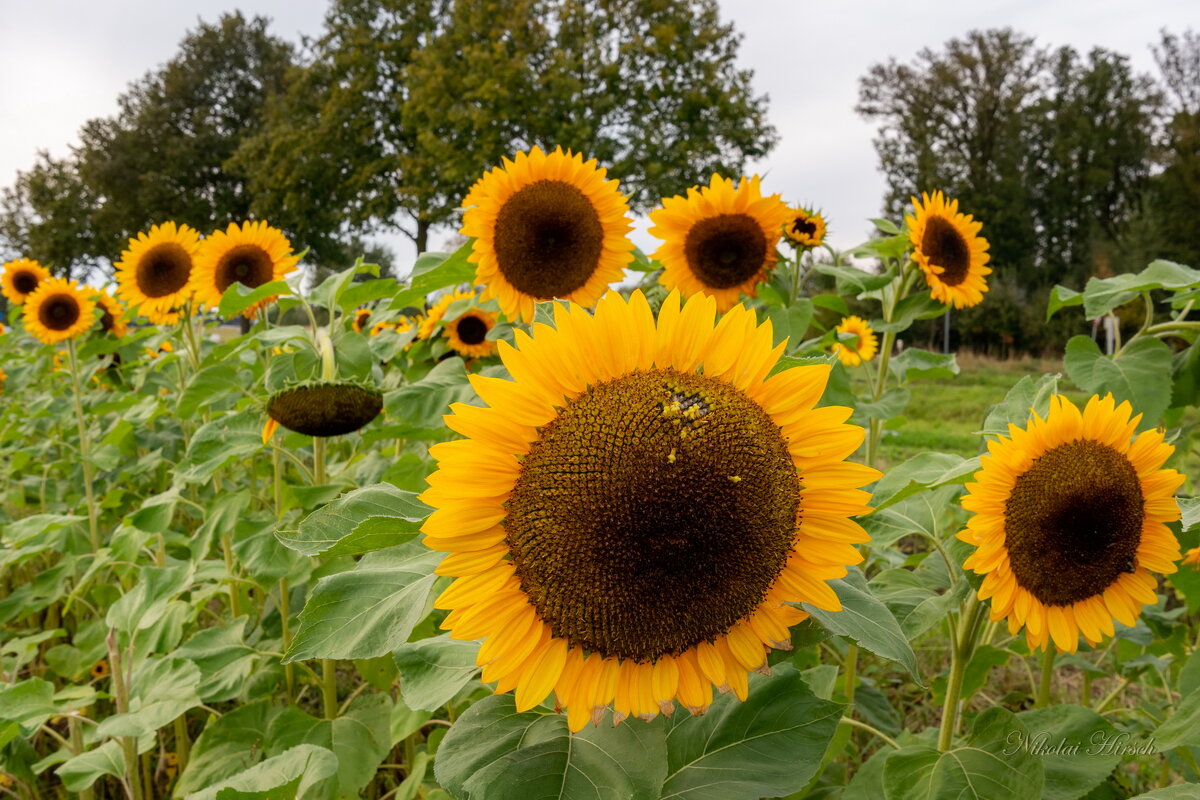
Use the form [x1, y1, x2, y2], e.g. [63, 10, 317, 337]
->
[906, 191, 991, 309]
[784, 207, 827, 248]
[461, 146, 635, 323]
[191, 221, 300, 314]
[649, 175, 792, 312]
[22, 277, 97, 345]
[114, 222, 200, 323]
[2, 259, 52, 305]
[832, 316, 878, 367]
[421, 290, 878, 731]
[95, 292, 128, 338]
[958, 395, 1184, 653]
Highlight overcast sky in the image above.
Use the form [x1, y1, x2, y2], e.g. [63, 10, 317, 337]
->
[1, 0, 1195, 265]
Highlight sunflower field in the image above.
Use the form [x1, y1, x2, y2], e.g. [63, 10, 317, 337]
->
[3, 145, 1200, 800]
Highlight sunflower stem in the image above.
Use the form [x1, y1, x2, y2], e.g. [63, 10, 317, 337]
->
[937, 594, 985, 751]
[842, 643, 858, 708]
[106, 629, 144, 800]
[180, 302, 202, 372]
[271, 444, 295, 702]
[1035, 647, 1055, 708]
[66, 339, 101, 553]
[221, 533, 242, 619]
[322, 658, 338, 720]
[840, 716, 900, 749]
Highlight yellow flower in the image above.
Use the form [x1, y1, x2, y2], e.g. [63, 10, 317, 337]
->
[114, 222, 201, 324]
[2, 258, 52, 304]
[1183, 547, 1200, 568]
[0, 367, 6, 392]
[461, 146, 635, 323]
[22, 277, 96, 345]
[421, 290, 878, 731]
[94, 292, 128, 338]
[649, 175, 791, 312]
[958, 395, 1184, 653]
[906, 191, 991, 309]
[784, 207, 827, 248]
[191, 221, 300, 315]
[442, 307, 499, 359]
[419, 288, 477, 340]
[353, 308, 372, 333]
[831, 316, 878, 367]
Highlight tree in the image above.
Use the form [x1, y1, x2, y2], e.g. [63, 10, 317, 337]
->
[0, 152, 101, 280]
[1149, 29, 1200, 267]
[234, 0, 775, 254]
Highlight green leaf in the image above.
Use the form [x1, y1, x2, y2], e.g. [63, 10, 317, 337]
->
[855, 387, 911, 421]
[97, 658, 202, 738]
[870, 568, 969, 640]
[875, 293, 946, 333]
[175, 410, 265, 484]
[1063, 335, 1173, 425]
[185, 744, 338, 800]
[660, 664, 844, 799]
[393, 634, 480, 712]
[128, 488, 181, 534]
[800, 567, 921, 680]
[811, 293, 850, 317]
[888, 348, 959, 381]
[217, 280, 293, 318]
[1155, 687, 1200, 751]
[340, 277, 400, 313]
[276, 483, 430, 557]
[283, 547, 440, 662]
[814, 263, 896, 294]
[179, 363, 244, 419]
[384, 357, 478, 432]
[1130, 786, 1200, 799]
[57, 740, 127, 794]
[870, 452, 977, 512]
[979, 373, 1059, 436]
[862, 485, 962, 549]
[766, 299, 814, 347]
[1015, 705, 1122, 800]
[175, 701, 279, 796]
[393, 244, 476, 308]
[0, 679, 56, 745]
[871, 218, 902, 235]
[266, 696, 393, 800]
[175, 618, 260, 703]
[106, 564, 194, 633]
[309, 260, 380, 313]
[436, 695, 667, 800]
[1046, 285, 1083, 319]
[882, 708, 1043, 800]
[1081, 260, 1200, 319]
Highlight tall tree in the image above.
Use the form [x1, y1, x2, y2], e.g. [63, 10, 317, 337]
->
[1149, 29, 1200, 267]
[0, 152, 100, 280]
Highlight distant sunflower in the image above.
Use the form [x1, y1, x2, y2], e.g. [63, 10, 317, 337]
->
[0, 322, 7, 335]
[1183, 547, 1200, 568]
[90, 660, 110, 679]
[831, 316, 878, 367]
[95, 293, 127, 338]
[2, 259, 51, 305]
[419, 288, 478, 340]
[22, 278, 96, 345]
[462, 146, 635, 323]
[443, 306, 499, 358]
[353, 308, 372, 333]
[0, 367, 6, 392]
[422, 290, 878, 731]
[906, 191, 991, 309]
[114, 223, 200, 324]
[191, 221, 300, 315]
[958, 395, 1184, 653]
[783, 207, 827, 248]
[649, 175, 791, 312]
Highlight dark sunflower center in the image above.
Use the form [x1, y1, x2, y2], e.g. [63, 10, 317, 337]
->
[100, 309, 115, 332]
[39, 294, 81, 331]
[1004, 440, 1144, 607]
[135, 243, 192, 298]
[455, 314, 488, 345]
[13, 271, 39, 295]
[684, 214, 768, 290]
[791, 218, 817, 237]
[215, 245, 274, 293]
[267, 382, 383, 438]
[921, 215, 971, 286]
[504, 368, 799, 662]
[491, 179, 605, 299]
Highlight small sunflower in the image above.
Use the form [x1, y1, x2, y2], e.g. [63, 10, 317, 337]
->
[353, 308, 372, 333]
[419, 288, 478, 340]
[421, 290, 878, 731]
[443, 307, 499, 359]
[0, 322, 6, 335]
[958, 395, 1184, 653]
[191, 221, 300, 315]
[649, 175, 792, 312]
[2, 258, 52, 304]
[266, 380, 384, 438]
[91, 660, 110, 679]
[784, 207, 827, 248]
[906, 191, 991, 309]
[370, 320, 394, 337]
[145, 340, 175, 360]
[1183, 547, 1200, 568]
[0, 367, 6, 392]
[831, 316, 878, 367]
[94, 292, 128, 338]
[461, 146, 635, 323]
[114, 222, 200, 323]
[22, 278, 96, 345]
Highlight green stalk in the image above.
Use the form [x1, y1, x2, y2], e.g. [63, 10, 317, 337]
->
[1035, 647, 1056, 708]
[273, 444, 295, 702]
[106, 630, 144, 800]
[173, 714, 190, 773]
[842, 643, 859, 709]
[937, 595, 986, 751]
[315, 328, 338, 719]
[66, 340, 101, 553]
[68, 717, 94, 800]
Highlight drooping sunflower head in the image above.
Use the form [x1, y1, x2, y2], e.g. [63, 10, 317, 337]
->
[2, 258, 52, 305]
[958, 394, 1184, 653]
[421, 290, 879, 731]
[192, 221, 300, 315]
[353, 307, 372, 333]
[832, 316, 878, 367]
[906, 191, 991, 309]
[22, 277, 97, 345]
[442, 306, 499, 359]
[114, 222, 201, 322]
[266, 380, 384, 438]
[649, 175, 792, 312]
[783, 207, 827, 248]
[94, 292, 128, 339]
[461, 146, 635, 323]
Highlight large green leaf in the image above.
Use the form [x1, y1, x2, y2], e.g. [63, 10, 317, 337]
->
[384, 357, 478, 433]
[869, 452, 977, 512]
[979, 373, 1059, 436]
[1154, 687, 1200, 751]
[801, 567, 921, 679]
[179, 363, 245, 419]
[57, 740, 127, 794]
[276, 483, 430, 557]
[217, 280, 293, 318]
[184, 744, 338, 800]
[0, 679, 56, 748]
[174, 701, 279, 797]
[393, 633, 480, 712]
[1015, 705, 1121, 800]
[97, 658, 203, 738]
[815, 263, 897, 294]
[1131, 786, 1200, 799]
[436, 695, 667, 800]
[1063, 335, 1173, 425]
[392, 244, 476, 308]
[660, 664, 844, 799]
[106, 563, 195, 633]
[888, 348, 959, 381]
[861, 485, 962, 550]
[175, 410, 265, 484]
[1080, 260, 1200, 319]
[1046, 285, 1083, 319]
[283, 546, 440, 662]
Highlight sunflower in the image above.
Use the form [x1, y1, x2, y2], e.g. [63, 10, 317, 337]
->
[0, 322, 6, 335]
[90, 660, 110, 679]
[906, 191, 991, 309]
[0, 367, 6, 392]
[649, 175, 792, 313]
[94, 292, 127, 338]
[22, 278, 96, 345]
[784, 207, 827, 248]
[421, 290, 878, 731]
[191, 221, 300, 315]
[419, 288, 478, 340]
[461, 146, 635, 323]
[114, 222, 200, 323]
[1182, 547, 1200, 568]
[831, 316, 878, 367]
[958, 395, 1184, 653]
[443, 306, 499, 359]
[266, 380, 384, 438]
[353, 308, 372, 333]
[2, 259, 51, 304]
